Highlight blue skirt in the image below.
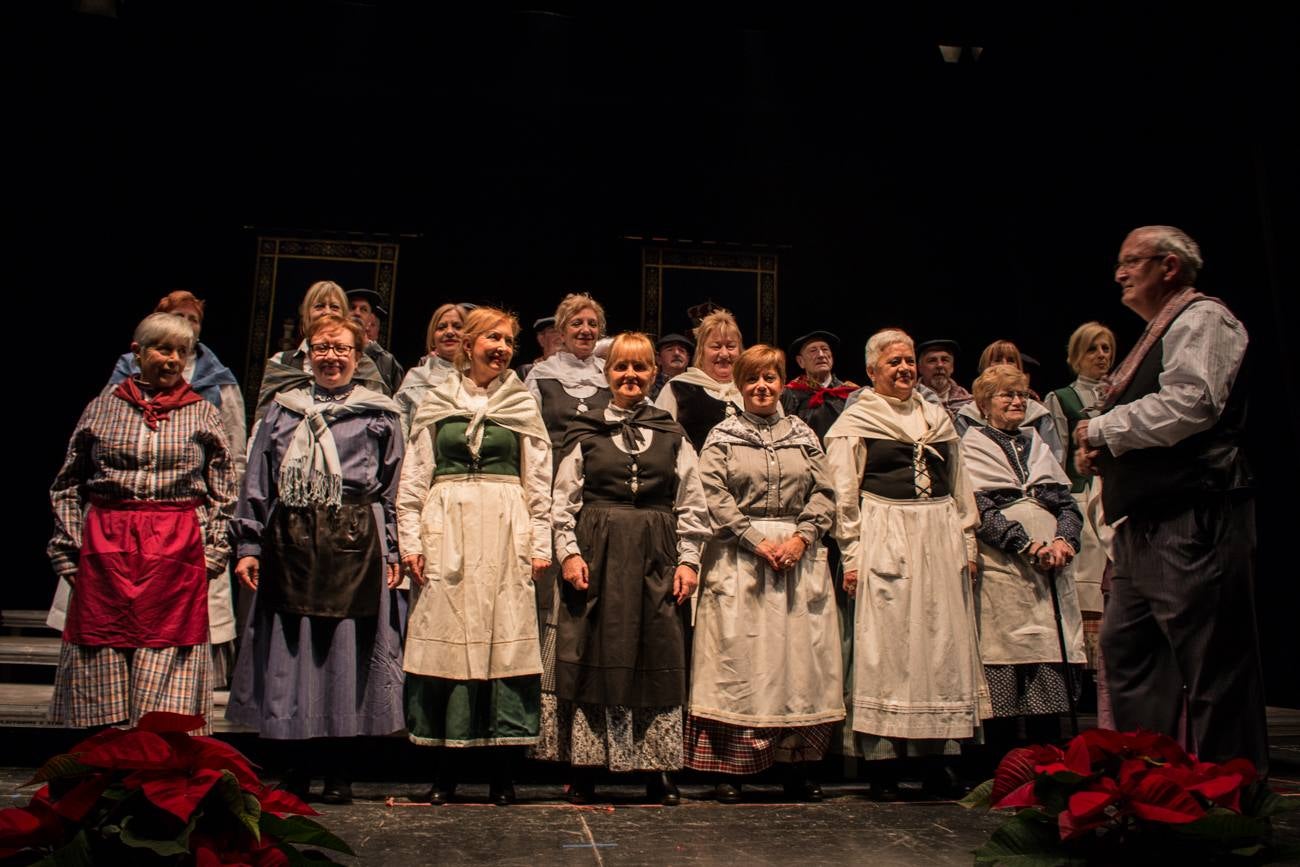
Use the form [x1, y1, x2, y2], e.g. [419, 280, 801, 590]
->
[226, 584, 407, 740]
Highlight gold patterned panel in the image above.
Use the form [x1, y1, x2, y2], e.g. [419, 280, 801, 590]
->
[244, 235, 401, 414]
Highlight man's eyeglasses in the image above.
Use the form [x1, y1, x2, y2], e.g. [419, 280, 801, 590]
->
[1115, 254, 1166, 272]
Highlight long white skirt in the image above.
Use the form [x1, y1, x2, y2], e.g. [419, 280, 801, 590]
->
[850, 493, 989, 740]
[691, 518, 845, 727]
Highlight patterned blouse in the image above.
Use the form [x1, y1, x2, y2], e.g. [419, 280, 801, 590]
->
[48, 383, 237, 577]
[972, 425, 1082, 554]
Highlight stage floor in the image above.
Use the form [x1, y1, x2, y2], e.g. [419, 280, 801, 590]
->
[3, 771, 1299, 865]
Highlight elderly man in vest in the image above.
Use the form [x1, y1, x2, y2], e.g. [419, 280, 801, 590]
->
[1074, 225, 1267, 776]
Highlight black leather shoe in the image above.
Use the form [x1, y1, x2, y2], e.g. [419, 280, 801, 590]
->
[714, 781, 742, 804]
[647, 772, 680, 806]
[277, 769, 311, 802]
[320, 778, 353, 805]
[489, 780, 516, 806]
[871, 779, 902, 802]
[566, 776, 596, 805]
[422, 783, 456, 805]
[783, 778, 823, 802]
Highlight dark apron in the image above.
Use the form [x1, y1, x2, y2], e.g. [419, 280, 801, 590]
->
[262, 498, 383, 618]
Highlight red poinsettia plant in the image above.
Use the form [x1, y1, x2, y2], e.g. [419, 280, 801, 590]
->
[0, 712, 353, 866]
[961, 728, 1298, 865]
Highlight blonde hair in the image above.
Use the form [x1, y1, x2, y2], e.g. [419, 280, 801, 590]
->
[733, 344, 786, 388]
[864, 328, 913, 370]
[455, 306, 519, 371]
[305, 312, 364, 351]
[425, 302, 469, 355]
[298, 280, 347, 337]
[155, 290, 205, 319]
[1066, 321, 1117, 375]
[972, 363, 1029, 416]
[554, 293, 607, 337]
[977, 339, 1022, 374]
[605, 332, 656, 371]
[692, 309, 743, 367]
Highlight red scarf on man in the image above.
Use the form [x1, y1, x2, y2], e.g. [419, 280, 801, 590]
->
[785, 377, 856, 409]
[113, 377, 203, 429]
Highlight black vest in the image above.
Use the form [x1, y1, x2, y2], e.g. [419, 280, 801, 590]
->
[536, 378, 611, 459]
[1097, 301, 1251, 520]
[580, 427, 679, 510]
[780, 381, 847, 444]
[669, 380, 733, 451]
[860, 438, 953, 500]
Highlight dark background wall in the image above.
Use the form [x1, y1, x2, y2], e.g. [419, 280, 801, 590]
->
[14, 3, 1299, 705]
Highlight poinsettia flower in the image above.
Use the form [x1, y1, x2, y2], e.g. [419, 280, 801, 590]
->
[140, 767, 227, 822]
[257, 787, 318, 816]
[1123, 772, 1206, 824]
[0, 796, 64, 851]
[993, 780, 1040, 809]
[135, 711, 208, 734]
[49, 772, 112, 822]
[164, 733, 261, 790]
[1058, 805, 1110, 841]
[1067, 778, 1119, 820]
[77, 730, 177, 770]
[990, 745, 1064, 804]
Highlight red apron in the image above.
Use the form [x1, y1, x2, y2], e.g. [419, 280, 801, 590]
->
[63, 499, 209, 648]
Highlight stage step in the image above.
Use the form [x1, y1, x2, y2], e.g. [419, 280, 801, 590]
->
[0, 636, 60, 667]
[1, 611, 56, 633]
[0, 684, 249, 732]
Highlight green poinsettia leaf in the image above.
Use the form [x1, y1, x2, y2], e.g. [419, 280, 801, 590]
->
[118, 812, 197, 857]
[960, 779, 995, 810]
[206, 769, 261, 842]
[1230, 844, 1264, 857]
[101, 823, 121, 835]
[240, 791, 263, 840]
[1172, 807, 1270, 841]
[26, 755, 93, 786]
[261, 813, 356, 856]
[974, 811, 1084, 866]
[30, 830, 94, 867]
[278, 843, 351, 865]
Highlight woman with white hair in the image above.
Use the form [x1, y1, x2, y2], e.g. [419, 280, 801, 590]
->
[48, 312, 237, 733]
[962, 364, 1086, 749]
[824, 328, 988, 796]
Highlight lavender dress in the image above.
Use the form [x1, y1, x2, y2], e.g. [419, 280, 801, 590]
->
[226, 385, 407, 739]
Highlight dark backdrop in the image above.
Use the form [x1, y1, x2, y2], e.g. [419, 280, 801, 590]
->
[14, 4, 1299, 705]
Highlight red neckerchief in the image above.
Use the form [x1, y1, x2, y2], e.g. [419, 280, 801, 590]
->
[785, 377, 856, 409]
[1101, 287, 1221, 409]
[113, 377, 203, 430]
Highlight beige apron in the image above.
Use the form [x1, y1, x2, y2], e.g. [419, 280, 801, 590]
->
[691, 518, 845, 727]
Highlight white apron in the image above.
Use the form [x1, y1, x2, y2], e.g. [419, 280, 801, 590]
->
[851, 493, 989, 739]
[403, 474, 542, 681]
[691, 518, 845, 727]
[975, 499, 1086, 666]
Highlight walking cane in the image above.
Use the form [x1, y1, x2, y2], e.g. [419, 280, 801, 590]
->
[1047, 566, 1080, 737]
